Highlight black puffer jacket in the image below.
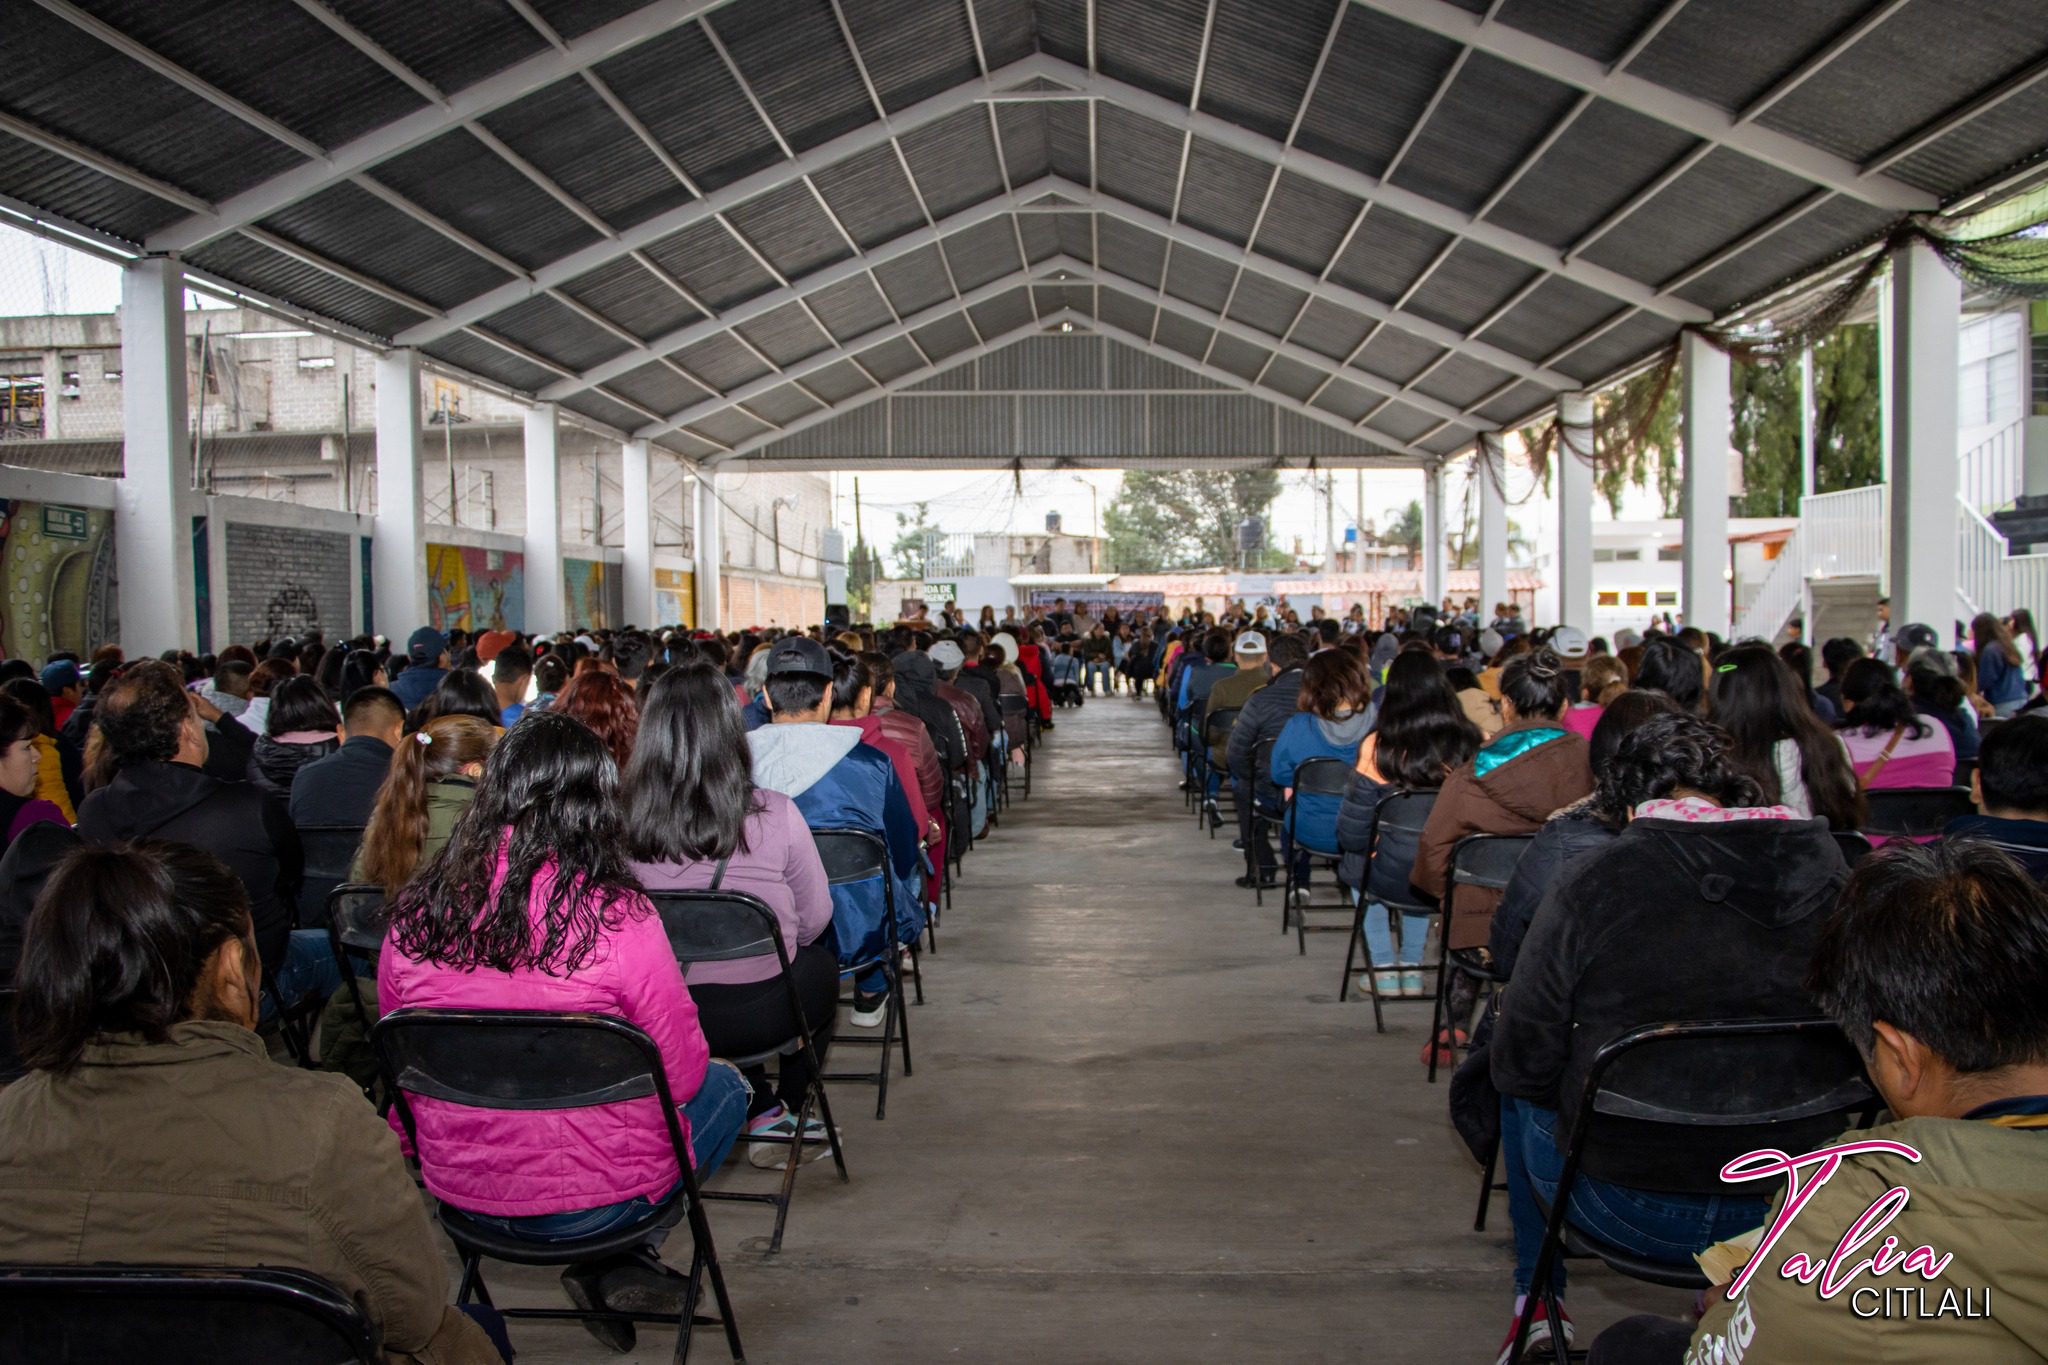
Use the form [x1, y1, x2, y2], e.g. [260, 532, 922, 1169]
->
[77, 760, 302, 976]
[1334, 771, 1438, 907]
[251, 735, 339, 796]
[1227, 665, 1304, 804]
[1487, 798, 1618, 979]
[1491, 812, 1859, 1192]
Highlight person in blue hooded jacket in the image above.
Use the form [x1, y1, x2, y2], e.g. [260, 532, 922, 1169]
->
[1270, 647, 1376, 892]
[748, 636, 923, 1028]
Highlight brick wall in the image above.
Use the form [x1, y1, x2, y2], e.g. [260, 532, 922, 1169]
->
[721, 572, 824, 629]
[224, 521, 353, 645]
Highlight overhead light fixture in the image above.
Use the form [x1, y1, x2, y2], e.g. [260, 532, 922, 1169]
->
[1058, 320, 1074, 333]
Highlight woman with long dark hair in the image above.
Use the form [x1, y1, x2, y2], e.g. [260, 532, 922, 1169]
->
[625, 661, 837, 1168]
[2008, 607, 2042, 692]
[352, 715, 499, 893]
[1335, 652, 1483, 995]
[406, 668, 505, 733]
[1971, 611, 2028, 717]
[1631, 636, 1705, 713]
[251, 675, 340, 794]
[336, 649, 388, 707]
[1710, 643, 1863, 830]
[1835, 656, 1954, 788]
[379, 712, 747, 1346]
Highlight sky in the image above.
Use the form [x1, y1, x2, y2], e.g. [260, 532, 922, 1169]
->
[0, 222, 226, 314]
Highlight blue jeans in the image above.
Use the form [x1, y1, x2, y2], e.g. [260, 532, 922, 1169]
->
[463, 1063, 752, 1243]
[1085, 661, 1110, 693]
[261, 928, 344, 1022]
[1502, 1097, 1767, 1296]
[970, 762, 991, 832]
[1355, 893, 1429, 968]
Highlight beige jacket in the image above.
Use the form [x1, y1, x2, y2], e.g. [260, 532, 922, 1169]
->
[0, 1022, 498, 1365]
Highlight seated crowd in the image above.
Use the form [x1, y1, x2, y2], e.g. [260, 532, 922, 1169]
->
[1152, 596, 2048, 1362]
[0, 609, 1064, 1359]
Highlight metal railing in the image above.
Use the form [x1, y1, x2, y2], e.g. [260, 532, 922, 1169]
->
[1803, 485, 1888, 581]
[1959, 498, 2048, 625]
[1731, 522, 1804, 641]
[1959, 419, 2025, 514]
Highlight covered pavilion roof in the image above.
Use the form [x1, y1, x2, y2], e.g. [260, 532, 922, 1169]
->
[4, 0, 2044, 468]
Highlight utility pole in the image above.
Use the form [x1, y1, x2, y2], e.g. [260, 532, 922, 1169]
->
[1354, 467, 1364, 572]
[1323, 470, 1335, 571]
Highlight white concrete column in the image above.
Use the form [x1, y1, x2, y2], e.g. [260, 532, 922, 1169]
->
[619, 439, 655, 628]
[115, 256, 197, 655]
[693, 469, 722, 630]
[1556, 392, 1595, 633]
[1477, 433, 1508, 622]
[524, 404, 564, 635]
[1798, 346, 1817, 502]
[1681, 330, 1732, 637]
[371, 347, 427, 636]
[1422, 461, 1444, 608]
[1888, 236, 1960, 642]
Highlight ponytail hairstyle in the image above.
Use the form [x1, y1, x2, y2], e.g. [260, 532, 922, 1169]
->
[358, 714, 500, 894]
[1578, 654, 1628, 706]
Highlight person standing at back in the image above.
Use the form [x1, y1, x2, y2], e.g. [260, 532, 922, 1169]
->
[388, 627, 451, 711]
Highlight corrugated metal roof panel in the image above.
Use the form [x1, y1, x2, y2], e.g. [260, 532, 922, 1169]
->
[804, 358, 874, 404]
[0, 133, 187, 243]
[1579, 148, 1815, 289]
[1151, 394, 1271, 458]
[1482, 102, 1700, 252]
[1019, 394, 1146, 456]
[560, 257, 704, 344]
[745, 383, 822, 426]
[899, 108, 1007, 218]
[477, 75, 694, 232]
[1884, 81, 2048, 198]
[1401, 241, 1542, 335]
[1492, 0, 1669, 65]
[1412, 353, 1514, 409]
[810, 144, 926, 250]
[1422, 427, 1476, 458]
[907, 363, 979, 392]
[911, 312, 981, 361]
[1671, 196, 1896, 315]
[1031, 284, 1066, 317]
[640, 219, 780, 312]
[972, 0, 1040, 66]
[1096, 0, 1206, 106]
[479, 293, 631, 373]
[982, 334, 1104, 389]
[258, 181, 513, 313]
[1176, 136, 1271, 248]
[592, 24, 783, 194]
[1153, 310, 1215, 362]
[1552, 312, 1680, 387]
[895, 394, 1016, 457]
[1253, 171, 1364, 276]
[872, 245, 955, 315]
[857, 335, 927, 383]
[840, 0, 981, 113]
[1262, 355, 1325, 402]
[1095, 106, 1184, 218]
[1208, 332, 1270, 382]
[756, 401, 888, 458]
[710, 0, 876, 153]
[1044, 100, 1093, 184]
[670, 334, 774, 392]
[1352, 328, 1446, 386]
[1291, 298, 1374, 361]
[1475, 381, 1553, 427]
[689, 407, 775, 449]
[1097, 217, 1169, 287]
[418, 330, 559, 393]
[1036, 0, 1088, 64]
[1296, 7, 1465, 178]
[1385, 51, 1585, 217]
[1163, 247, 1239, 314]
[72, 0, 424, 150]
[567, 389, 653, 434]
[368, 129, 601, 273]
[1018, 214, 1061, 262]
[735, 301, 834, 367]
[1311, 376, 1380, 423]
[1226, 272, 1310, 337]
[995, 103, 1050, 183]
[1328, 208, 1455, 305]
[1200, 0, 1343, 141]
[1275, 409, 1392, 457]
[523, 0, 653, 41]
[1365, 401, 1442, 445]
[1104, 333, 1228, 389]
[1476, 275, 1622, 364]
[968, 287, 1036, 337]
[184, 233, 428, 340]
[1054, 212, 1094, 261]
[1096, 290, 1158, 341]
[943, 216, 1026, 292]
[606, 361, 709, 417]
[724, 181, 853, 280]
[323, 0, 547, 96]
[803, 275, 896, 344]
[3, 4, 306, 203]
[1628, 0, 1874, 115]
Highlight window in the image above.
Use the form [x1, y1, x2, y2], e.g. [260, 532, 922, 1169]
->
[1595, 548, 1643, 562]
[1655, 590, 1679, 606]
[1626, 591, 1650, 607]
[1657, 547, 1683, 561]
[1597, 591, 1621, 607]
[298, 356, 336, 371]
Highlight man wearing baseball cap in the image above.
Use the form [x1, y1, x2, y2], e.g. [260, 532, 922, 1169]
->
[1203, 631, 1272, 777]
[39, 659, 83, 731]
[389, 627, 450, 711]
[748, 638, 923, 1028]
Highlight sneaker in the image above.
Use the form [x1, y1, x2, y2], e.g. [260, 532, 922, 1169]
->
[595, 1248, 689, 1316]
[1361, 971, 1401, 997]
[1421, 1026, 1468, 1067]
[1495, 1300, 1573, 1365]
[559, 1263, 637, 1352]
[850, 990, 890, 1028]
[746, 1105, 835, 1169]
[1401, 970, 1426, 997]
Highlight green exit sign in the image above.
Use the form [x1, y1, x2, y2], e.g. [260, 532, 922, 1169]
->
[41, 505, 89, 540]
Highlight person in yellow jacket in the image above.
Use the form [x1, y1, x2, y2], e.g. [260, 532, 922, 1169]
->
[2, 678, 75, 823]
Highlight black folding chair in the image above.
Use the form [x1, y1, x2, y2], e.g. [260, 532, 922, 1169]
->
[651, 890, 849, 1254]
[1508, 1017, 1873, 1365]
[1863, 786, 1974, 839]
[373, 1009, 744, 1365]
[294, 825, 365, 930]
[0, 985, 20, 1085]
[1338, 788, 1441, 1033]
[999, 694, 1032, 800]
[1428, 833, 1535, 1083]
[1248, 734, 1281, 904]
[0, 1264, 380, 1364]
[325, 883, 388, 1041]
[1831, 829, 1876, 866]
[1200, 706, 1240, 837]
[812, 829, 913, 1120]
[1281, 757, 1356, 953]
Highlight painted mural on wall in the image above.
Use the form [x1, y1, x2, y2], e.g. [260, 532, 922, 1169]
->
[655, 566, 695, 628]
[225, 522, 354, 644]
[0, 499, 117, 662]
[564, 558, 623, 630]
[427, 543, 526, 633]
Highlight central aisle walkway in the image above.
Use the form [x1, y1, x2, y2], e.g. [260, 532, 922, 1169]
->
[517, 696, 1672, 1362]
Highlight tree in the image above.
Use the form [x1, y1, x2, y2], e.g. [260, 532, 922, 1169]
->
[1594, 369, 1682, 517]
[1732, 324, 1881, 516]
[889, 501, 936, 579]
[1446, 479, 1532, 568]
[1103, 468, 1285, 572]
[1382, 499, 1423, 563]
[845, 534, 881, 616]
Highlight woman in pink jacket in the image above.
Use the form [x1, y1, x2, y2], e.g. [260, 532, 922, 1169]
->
[379, 709, 747, 1353]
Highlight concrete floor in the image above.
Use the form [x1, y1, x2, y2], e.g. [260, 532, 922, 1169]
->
[494, 695, 1680, 1363]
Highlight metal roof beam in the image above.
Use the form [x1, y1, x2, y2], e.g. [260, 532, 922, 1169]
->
[147, 0, 747, 252]
[1034, 60, 1711, 324]
[1346, 0, 1932, 212]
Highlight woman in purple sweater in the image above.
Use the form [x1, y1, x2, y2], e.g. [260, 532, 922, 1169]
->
[624, 660, 838, 1169]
